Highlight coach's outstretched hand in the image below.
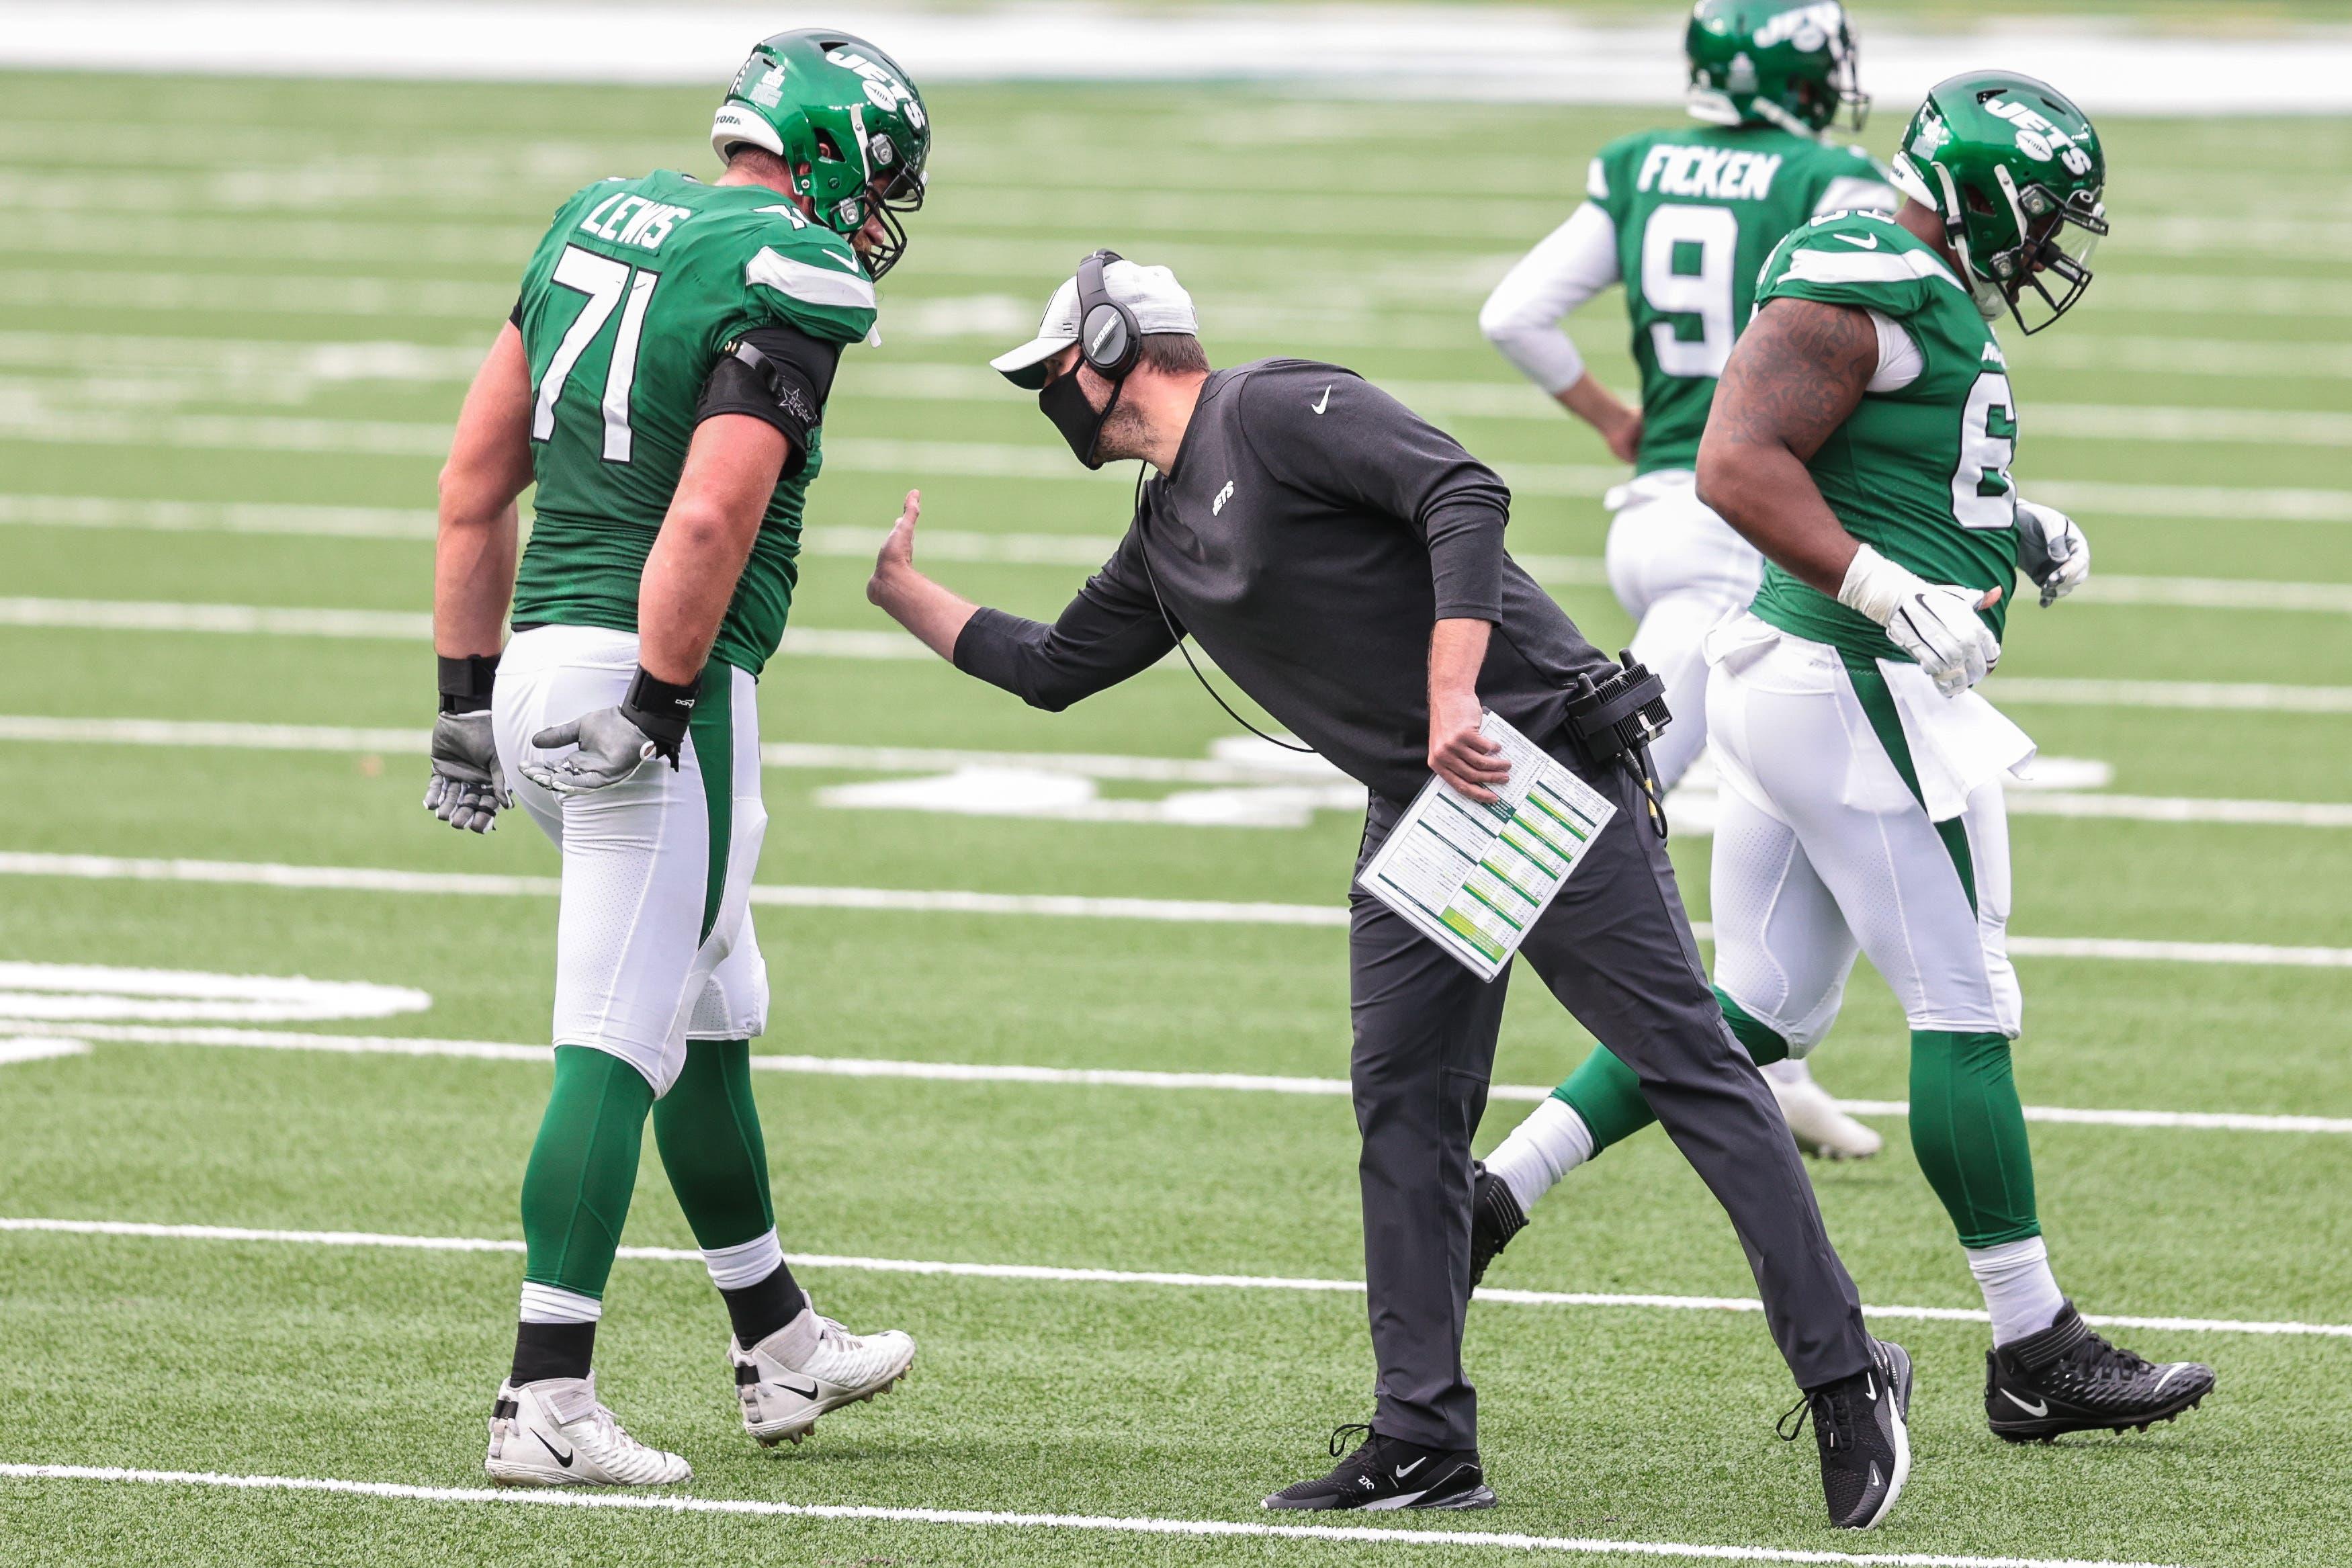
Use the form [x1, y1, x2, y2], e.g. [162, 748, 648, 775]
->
[523, 708, 663, 797]
[424, 710, 513, 832]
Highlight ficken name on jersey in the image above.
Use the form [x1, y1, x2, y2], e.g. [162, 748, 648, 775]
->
[578, 191, 695, 252]
[1636, 145, 1784, 201]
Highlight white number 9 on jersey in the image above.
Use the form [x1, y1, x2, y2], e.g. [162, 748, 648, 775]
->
[1640, 204, 1740, 380]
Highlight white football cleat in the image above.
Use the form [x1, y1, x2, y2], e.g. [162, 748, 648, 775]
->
[732, 1293, 915, 1446]
[1763, 1059, 1884, 1161]
[484, 1375, 692, 1487]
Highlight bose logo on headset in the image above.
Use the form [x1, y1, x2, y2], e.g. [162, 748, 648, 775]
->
[1076, 249, 1140, 381]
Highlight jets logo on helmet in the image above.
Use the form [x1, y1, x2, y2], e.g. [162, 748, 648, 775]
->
[1685, 0, 1869, 136]
[1889, 71, 2108, 334]
[710, 28, 932, 280]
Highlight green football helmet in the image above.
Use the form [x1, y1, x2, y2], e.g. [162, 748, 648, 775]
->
[1890, 71, 2108, 334]
[709, 29, 931, 279]
[1686, 0, 1868, 136]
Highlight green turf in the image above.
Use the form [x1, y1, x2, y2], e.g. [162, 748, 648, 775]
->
[0, 61, 2348, 1568]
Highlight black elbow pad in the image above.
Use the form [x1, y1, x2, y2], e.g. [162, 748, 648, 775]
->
[697, 325, 842, 479]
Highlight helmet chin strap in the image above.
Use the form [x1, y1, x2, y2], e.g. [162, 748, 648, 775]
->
[1932, 162, 2008, 324]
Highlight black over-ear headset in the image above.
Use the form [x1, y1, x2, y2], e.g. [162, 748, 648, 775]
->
[1074, 249, 1140, 381]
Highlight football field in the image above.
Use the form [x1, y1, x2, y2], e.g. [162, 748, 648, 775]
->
[1, 63, 2349, 1567]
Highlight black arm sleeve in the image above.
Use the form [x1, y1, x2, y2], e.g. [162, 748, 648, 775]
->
[951, 524, 1180, 712]
[1239, 368, 1512, 622]
[696, 324, 844, 480]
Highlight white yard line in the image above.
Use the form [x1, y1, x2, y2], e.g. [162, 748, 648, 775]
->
[0, 598, 928, 660]
[4, 849, 2351, 965]
[1, 1216, 2342, 1344]
[12, 714, 2352, 832]
[20, 1021, 2351, 1137]
[0, 1037, 90, 1065]
[1989, 679, 2352, 714]
[0, 1464, 2187, 1568]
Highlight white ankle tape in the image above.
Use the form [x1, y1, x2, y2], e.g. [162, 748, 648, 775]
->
[518, 1281, 603, 1323]
[703, 1228, 785, 1291]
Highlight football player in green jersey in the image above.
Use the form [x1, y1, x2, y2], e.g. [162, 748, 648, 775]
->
[1479, 71, 2218, 1446]
[1479, 0, 1895, 1173]
[425, 29, 930, 1487]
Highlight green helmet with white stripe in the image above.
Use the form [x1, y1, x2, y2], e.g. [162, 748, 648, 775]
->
[710, 28, 930, 278]
[1889, 70, 2107, 334]
[1686, 0, 1869, 135]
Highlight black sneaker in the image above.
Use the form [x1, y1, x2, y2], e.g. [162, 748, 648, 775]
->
[1779, 1338, 1913, 1530]
[1262, 1424, 1497, 1512]
[1469, 1162, 1527, 1290]
[1986, 1301, 2214, 1443]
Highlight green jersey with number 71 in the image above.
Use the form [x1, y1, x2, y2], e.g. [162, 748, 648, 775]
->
[1744, 208, 2021, 656]
[509, 171, 878, 678]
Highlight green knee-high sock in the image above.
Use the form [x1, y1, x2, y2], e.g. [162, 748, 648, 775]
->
[1908, 1029, 2042, 1249]
[1555, 988, 1790, 1153]
[652, 1039, 777, 1250]
[520, 1045, 656, 1299]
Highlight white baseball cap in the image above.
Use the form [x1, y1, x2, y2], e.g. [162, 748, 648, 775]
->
[988, 258, 1199, 389]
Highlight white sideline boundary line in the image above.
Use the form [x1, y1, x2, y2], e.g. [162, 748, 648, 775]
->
[7, 850, 2352, 963]
[2, 1216, 2342, 1342]
[0, 1465, 2183, 1568]
[17, 1021, 2351, 1137]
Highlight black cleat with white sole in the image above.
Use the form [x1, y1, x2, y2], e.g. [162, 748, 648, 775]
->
[1469, 1162, 1527, 1291]
[1986, 1301, 2214, 1443]
[1262, 1424, 1496, 1512]
[1780, 1338, 1912, 1530]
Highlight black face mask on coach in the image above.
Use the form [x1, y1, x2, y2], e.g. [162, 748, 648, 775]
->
[1039, 369, 1113, 470]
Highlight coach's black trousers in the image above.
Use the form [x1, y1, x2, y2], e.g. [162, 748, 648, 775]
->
[1348, 743, 1874, 1450]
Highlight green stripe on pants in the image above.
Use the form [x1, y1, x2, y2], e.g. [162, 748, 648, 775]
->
[689, 678, 734, 945]
[1835, 649, 1976, 913]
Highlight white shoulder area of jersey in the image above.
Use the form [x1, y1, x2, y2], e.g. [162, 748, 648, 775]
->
[1768, 212, 1966, 298]
[1813, 171, 1899, 217]
[1585, 156, 1608, 200]
[743, 232, 877, 312]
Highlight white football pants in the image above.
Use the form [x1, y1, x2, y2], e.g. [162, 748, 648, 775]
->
[1604, 470, 1764, 791]
[494, 624, 771, 1096]
[1703, 621, 2022, 1054]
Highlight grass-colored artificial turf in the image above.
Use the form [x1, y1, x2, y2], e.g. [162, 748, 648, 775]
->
[0, 52, 2348, 1568]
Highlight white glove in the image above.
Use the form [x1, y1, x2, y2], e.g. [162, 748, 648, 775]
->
[1838, 543, 2003, 699]
[2015, 499, 2090, 607]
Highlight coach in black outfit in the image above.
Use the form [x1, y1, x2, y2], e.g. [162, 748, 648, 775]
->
[866, 253, 1909, 1524]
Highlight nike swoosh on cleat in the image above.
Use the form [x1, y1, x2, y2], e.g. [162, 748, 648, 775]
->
[533, 1432, 574, 1468]
[1312, 386, 1332, 414]
[1393, 1458, 1425, 1478]
[1868, 1462, 1882, 1489]
[2152, 1364, 2191, 1395]
[1835, 233, 1880, 249]
[2000, 1389, 2050, 1418]
[773, 1378, 822, 1399]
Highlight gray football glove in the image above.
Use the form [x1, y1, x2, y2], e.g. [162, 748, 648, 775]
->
[423, 709, 512, 832]
[522, 707, 664, 797]
[2015, 499, 2091, 608]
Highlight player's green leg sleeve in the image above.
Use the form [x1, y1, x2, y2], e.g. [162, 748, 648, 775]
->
[652, 1039, 776, 1250]
[1908, 1029, 2042, 1249]
[1555, 1045, 1653, 1153]
[1714, 988, 1791, 1068]
[520, 1045, 656, 1299]
[1553, 987, 1792, 1155]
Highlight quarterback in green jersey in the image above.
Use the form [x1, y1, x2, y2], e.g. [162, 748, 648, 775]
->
[423, 29, 929, 1487]
[1477, 71, 2218, 1446]
[1481, 0, 1894, 1164]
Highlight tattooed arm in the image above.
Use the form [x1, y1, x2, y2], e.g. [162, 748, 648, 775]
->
[1694, 296, 1878, 594]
